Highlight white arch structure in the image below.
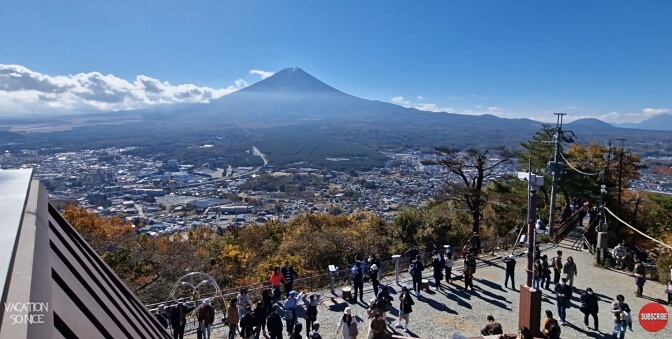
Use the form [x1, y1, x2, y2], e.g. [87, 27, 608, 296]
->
[165, 272, 223, 306]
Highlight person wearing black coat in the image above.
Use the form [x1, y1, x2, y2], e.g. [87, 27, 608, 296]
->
[368, 254, 382, 272]
[503, 255, 517, 290]
[170, 301, 195, 339]
[406, 247, 419, 261]
[394, 286, 414, 332]
[241, 306, 256, 339]
[267, 306, 284, 339]
[155, 304, 168, 329]
[470, 232, 481, 255]
[253, 302, 267, 339]
[580, 288, 600, 331]
[431, 251, 445, 291]
[409, 259, 424, 297]
[352, 261, 365, 302]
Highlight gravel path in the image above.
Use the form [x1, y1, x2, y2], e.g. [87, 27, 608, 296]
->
[183, 238, 671, 339]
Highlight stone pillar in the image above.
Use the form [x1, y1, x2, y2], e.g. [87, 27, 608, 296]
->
[392, 255, 401, 285]
[518, 284, 542, 337]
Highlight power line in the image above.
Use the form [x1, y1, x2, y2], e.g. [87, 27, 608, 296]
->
[558, 151, 600, 176]
[604, 207, 672, 250]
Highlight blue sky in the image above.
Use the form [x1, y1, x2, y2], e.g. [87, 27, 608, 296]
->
[1, 0, 671, 123]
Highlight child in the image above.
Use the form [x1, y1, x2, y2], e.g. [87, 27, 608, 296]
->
[666, 280, 672, 305]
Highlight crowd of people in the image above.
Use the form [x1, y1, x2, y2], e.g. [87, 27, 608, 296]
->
[151, 229, 664, 339]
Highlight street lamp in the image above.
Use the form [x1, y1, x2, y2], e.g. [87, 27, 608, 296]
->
[517, 168, 544, 337]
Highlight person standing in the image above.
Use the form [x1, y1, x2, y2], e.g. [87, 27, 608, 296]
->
[562, 256, 577, 287]
[303, 294, 319, 337]
[155, 304, 168, 329]
[463, 255, 475, 292]
[470, 232, 481, 256]
[409, 257, 424, 297]
[240, 306, 256, 339]
[226, 299, 240, 339]
[369, 312, 387, 339]
[197, 298, 215, 339]
[261, 290, 273, 335]
[432, 250, 445, 291]
[580, 288, 599, 332]
[552, 251, 563, 285]
[405, 246, 419, 261]
[554, 277, 571, 325]
[541, 255, 551, 290]
[444, 250, 454, 283]
[369, 264, 381, 297]
[266, 305, 284, 339]
[533, 259, 543, 289]
[309, 322, 322, 339]
[283, 291, 299, 335]
[666, 280, 672, 305]
[503, 255, 517, 290]
[352, 261, 365, 303]
[534, 245, 541, 260]
[375, 285, 392, 322]
[394, 286, 414, 333]
[170, 301, 195, 339]
[461, 244, 470, 259]
[290, 324, 303, 339]
[253, 301, 267, 339]
[282, 262, 298, 298]
[336, 307, 355, 339]
[270, 267, 284, 302]
[367, 254, 381, 272]
[237, 288, 251, 321]
[633, 256, 646, 297]
[611, 295, 627, 339]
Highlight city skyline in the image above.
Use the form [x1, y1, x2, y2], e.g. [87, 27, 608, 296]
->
[1, 1, 671, 123]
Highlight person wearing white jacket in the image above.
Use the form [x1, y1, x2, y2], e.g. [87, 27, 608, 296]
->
[337, 307, 357, 339]
[236, 288, 250, 322]
[444, 251, 454, 283]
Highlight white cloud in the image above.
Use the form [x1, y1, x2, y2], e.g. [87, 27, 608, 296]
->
[642, 107, 670, 115]
[414, 103, 455, 113]
[250, 70, 274, 80]
[391, 95, 455, 112]
[566, 106, 577, 110]
[391, 96, 410, 105]
[599, 107, 670, 123]
[0, 64, 248, 114]
[488, 106, 503, 113]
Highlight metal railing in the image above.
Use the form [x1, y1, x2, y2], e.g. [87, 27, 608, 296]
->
[145, 233, 520, 314]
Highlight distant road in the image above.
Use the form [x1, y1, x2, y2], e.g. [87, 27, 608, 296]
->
[252, 146, 268, 166]
[134, 204, 145, 218]
[167, 147, 267, 190]
[170, 167, 261, 189]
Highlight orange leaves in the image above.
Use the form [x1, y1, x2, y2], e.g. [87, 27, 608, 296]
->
[62, 205, 132, 250]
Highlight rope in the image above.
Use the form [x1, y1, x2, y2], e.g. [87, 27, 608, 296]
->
[604, 207, 672, 250]
[558, 152, 600, 176]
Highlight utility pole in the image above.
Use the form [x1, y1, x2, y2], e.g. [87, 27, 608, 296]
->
[615, 139, 626, 239]
[597, 141, 613, 264]
[547, 113, 566, 245]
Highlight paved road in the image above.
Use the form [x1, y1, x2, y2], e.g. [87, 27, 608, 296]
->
[134, 203, 145, 218]
[181, 238, 671, 339]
